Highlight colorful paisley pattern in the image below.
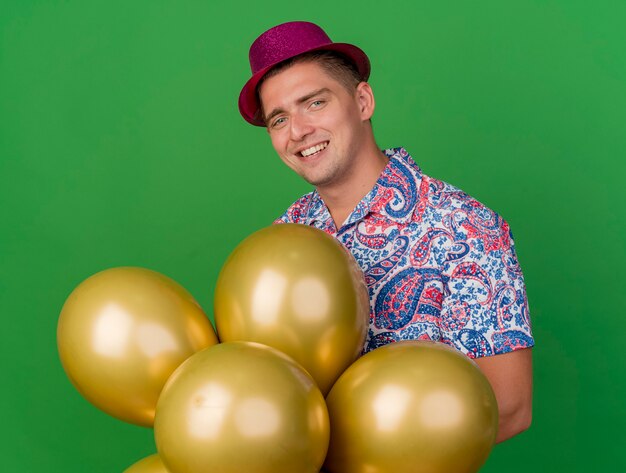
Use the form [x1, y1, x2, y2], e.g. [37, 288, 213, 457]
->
[275, 147, 534, 358]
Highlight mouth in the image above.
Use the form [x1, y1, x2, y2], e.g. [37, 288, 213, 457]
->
[297, 141, 329, 158]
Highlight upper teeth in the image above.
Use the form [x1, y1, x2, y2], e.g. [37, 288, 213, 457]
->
[301, 142, 328, 157]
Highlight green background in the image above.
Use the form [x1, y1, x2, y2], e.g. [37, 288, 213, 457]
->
[1, 0, 624, 470]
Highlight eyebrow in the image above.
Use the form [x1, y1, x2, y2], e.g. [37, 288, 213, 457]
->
[264, 87, 331, 125]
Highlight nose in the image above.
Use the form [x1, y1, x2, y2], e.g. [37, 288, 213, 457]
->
[289, 112, 314, 142]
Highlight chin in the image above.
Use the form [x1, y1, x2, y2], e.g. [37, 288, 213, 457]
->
[303, 177, 324, 186]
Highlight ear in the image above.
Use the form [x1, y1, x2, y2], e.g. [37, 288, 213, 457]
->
[355, 82, 375, 121]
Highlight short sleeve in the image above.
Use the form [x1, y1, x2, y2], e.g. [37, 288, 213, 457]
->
[439, 214, 534, 359]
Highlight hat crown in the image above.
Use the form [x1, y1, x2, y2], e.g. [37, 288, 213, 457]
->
[249, 22, 333, 74]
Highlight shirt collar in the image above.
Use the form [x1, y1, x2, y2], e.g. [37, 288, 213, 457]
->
[306, 147, 423, 229]
[304, 190, 334, 231]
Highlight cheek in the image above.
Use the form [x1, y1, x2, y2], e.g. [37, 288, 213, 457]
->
[269, 134, 286, 154]
[269, 135, 297, 168]
[327, 111, 355, 136]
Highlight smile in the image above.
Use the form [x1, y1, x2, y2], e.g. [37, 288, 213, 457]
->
[299, 141, 328, 157]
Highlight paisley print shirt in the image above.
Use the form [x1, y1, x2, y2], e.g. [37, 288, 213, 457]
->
[275, 147, 534, 358]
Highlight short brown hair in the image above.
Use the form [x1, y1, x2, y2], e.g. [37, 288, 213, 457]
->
[255, 50, 364, 125]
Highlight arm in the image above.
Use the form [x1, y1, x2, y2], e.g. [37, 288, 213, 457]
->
[474, 347, 533, 443]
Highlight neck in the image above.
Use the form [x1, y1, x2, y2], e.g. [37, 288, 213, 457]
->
[316, 140, 388, 228]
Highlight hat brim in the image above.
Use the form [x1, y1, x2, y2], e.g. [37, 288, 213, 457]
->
[238, 43, 371, 127]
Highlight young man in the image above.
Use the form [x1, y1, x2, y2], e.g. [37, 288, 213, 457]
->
[239, 21, 534, 443]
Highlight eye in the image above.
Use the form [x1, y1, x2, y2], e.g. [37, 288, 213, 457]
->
[310, 99, 325, 108]
[271, 116, 287, 129]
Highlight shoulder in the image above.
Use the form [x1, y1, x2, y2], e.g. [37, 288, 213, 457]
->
[418, 174, 513, 247]
[273, 192, 316, 224]
[421, 173, 473, 210]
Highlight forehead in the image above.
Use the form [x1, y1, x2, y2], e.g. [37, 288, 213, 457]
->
[258, 61, 345, 109]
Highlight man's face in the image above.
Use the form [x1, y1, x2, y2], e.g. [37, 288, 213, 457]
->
[258, 61, 372, 189]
